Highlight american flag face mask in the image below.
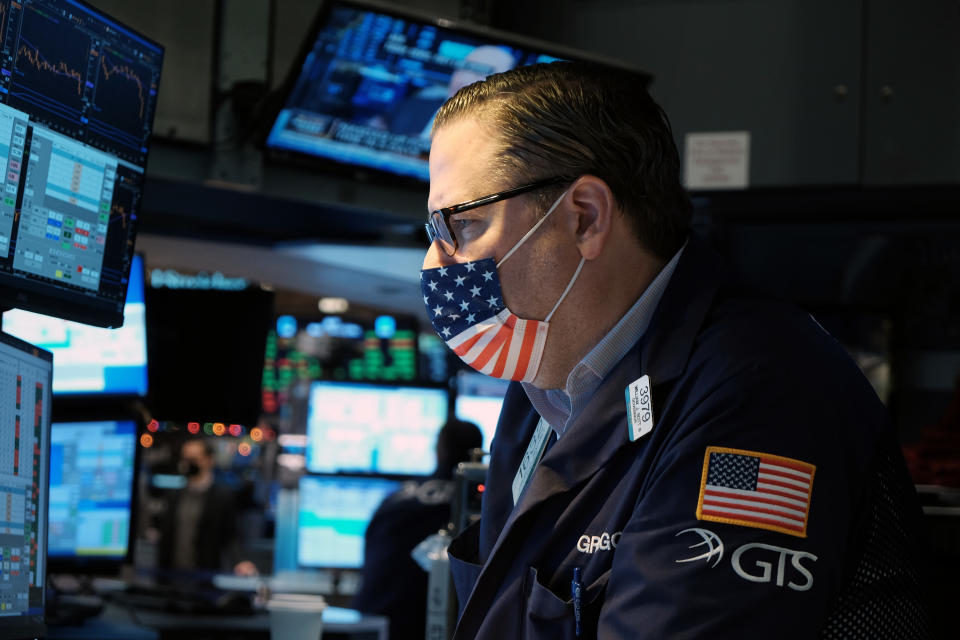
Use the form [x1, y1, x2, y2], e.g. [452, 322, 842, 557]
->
[420, 190, 584, 382]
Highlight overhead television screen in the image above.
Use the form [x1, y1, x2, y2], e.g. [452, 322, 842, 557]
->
[265, 0, 626, 182]
[2, 253, 147, 396]
[0, 0, 163, 327]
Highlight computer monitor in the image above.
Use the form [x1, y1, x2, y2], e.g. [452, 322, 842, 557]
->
[46, 418, 138, 574]
[0, 0, 164, 328]
[454, 371, 508, 451]
[265, 0, 648, 183]
[297, 475, 401, 570]
[305, 381, 448, 476]
[146, 285, 274, 426]
[2, 254, 147, 396]
[0, 331, 53, 639]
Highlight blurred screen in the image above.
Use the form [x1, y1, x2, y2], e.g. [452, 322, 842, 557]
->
[48, 419, 137, 561]
[297, 475, 401, 569]
[3, 254, 147, 396]
[455, 371, 508, 450]
[305, 381, 448, 475]
[266, 0, 563, 181]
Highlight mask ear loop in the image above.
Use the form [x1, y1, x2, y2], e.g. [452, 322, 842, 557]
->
[497, 189, 569, 268]
[545, 257, 585, 323]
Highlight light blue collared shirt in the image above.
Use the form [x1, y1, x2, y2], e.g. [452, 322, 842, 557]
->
[522, 243, 685, 437]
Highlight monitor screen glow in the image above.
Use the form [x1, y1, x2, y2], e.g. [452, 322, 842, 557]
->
[0, 0, 163, 328]
[297, 475, 401, 569]
[266, 0, 568, 182]
[47, 419, 137, 562]
[305, 381, 448, 475]
[0, 331, 53, 635]
[3, 254, 147, 396]
[455, 372, 508, 450]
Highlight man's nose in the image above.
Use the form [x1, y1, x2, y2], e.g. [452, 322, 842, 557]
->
[422, 240, 457, 270]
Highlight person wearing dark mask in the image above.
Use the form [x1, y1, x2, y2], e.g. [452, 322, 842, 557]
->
[157, 438, 253, 575]
[352, 419, 483, 640]
[419, 61, 928, 638]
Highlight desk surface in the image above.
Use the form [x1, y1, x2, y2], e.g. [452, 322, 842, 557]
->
[47, 604, 388, 640]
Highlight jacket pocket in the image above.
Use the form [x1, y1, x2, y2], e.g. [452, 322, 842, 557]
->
[448, 521, 483, 617]
[522, 566, 609, 640]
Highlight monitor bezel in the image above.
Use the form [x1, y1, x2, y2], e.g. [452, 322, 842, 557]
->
[44, 408, 144, 577]
[0, 0, 165, 329]
[262, 0, 651, 187]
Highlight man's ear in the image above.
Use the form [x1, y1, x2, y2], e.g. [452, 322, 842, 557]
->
[566, 175, 615, 261]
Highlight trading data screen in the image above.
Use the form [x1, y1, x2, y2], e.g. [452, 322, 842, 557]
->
[0, 0, 163, 327]
[454, 371, 507, 450]
[305, 381, 448, 476]
[47, 419, 136, 561]
[297, 475, 400, 569]
[266, 0, 562, 181]
[0, 332, 51, 628]
[2, 253, 147, 395]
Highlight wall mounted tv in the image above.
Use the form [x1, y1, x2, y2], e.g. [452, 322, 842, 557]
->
[0, 0, 163, 328]
[264, 0, 647, 183]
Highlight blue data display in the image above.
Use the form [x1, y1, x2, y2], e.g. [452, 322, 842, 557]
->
[297, 475, 401, 569]
[2, 254, 147, 395]
[47, 420, 137, 559]
[305, 381, 448, 476]
[266, 1, 565, 181]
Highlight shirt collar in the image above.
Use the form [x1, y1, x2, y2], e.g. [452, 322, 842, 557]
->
[523, 242, 686, 436]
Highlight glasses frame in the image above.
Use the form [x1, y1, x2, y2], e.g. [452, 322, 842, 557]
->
[425, 175, 573, 256]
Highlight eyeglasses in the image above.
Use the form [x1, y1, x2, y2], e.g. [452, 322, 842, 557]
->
[425, 175, 573, 256]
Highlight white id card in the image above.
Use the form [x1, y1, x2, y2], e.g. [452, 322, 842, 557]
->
[625, 374, 655, 442]
[512, 417, 551, 505]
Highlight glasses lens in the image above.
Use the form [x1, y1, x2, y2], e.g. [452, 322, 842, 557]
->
[428, 210, 456, 256]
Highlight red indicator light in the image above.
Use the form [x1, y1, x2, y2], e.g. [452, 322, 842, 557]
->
[477, 484, 485, 493]
[187, 422, 200, 434]
[229, 424, 243, 437]
[146, 419, 159, 433]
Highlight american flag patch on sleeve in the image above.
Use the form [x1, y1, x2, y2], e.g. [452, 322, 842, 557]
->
[696, 446, 816, 538]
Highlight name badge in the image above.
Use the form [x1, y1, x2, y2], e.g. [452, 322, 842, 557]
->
[625, 374, 654, 442]
[512, 417, 551, 505]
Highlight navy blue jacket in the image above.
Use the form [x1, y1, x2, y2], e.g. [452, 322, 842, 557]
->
[447, 234, 927, 639]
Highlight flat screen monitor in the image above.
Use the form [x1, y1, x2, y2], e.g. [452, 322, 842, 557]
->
[2, 254, 147, 396]
[305, 381, 448, 475]
[0, 331, 53, 639]
[0, 0, 163, 328]
[454, 371, 507, 451]
[146, 285, 274, 426]
[265, 0, 647, 182]
[297, 475, 401, 570]
[46, 419, 137, 573]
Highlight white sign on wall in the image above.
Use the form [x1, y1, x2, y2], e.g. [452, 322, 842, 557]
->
[684, 131, 751, 190]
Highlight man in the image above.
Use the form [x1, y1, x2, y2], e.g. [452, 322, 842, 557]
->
[157, 438, 249, 574]
[418, 61, 927, 638]
[352, 419, 483, 640]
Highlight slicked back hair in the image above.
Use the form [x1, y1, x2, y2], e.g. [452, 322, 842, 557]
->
[432, 61, 691, 260]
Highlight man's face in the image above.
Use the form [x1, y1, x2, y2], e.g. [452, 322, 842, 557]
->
[423, 117, 571, 322]
[180, 441, 211, 475]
